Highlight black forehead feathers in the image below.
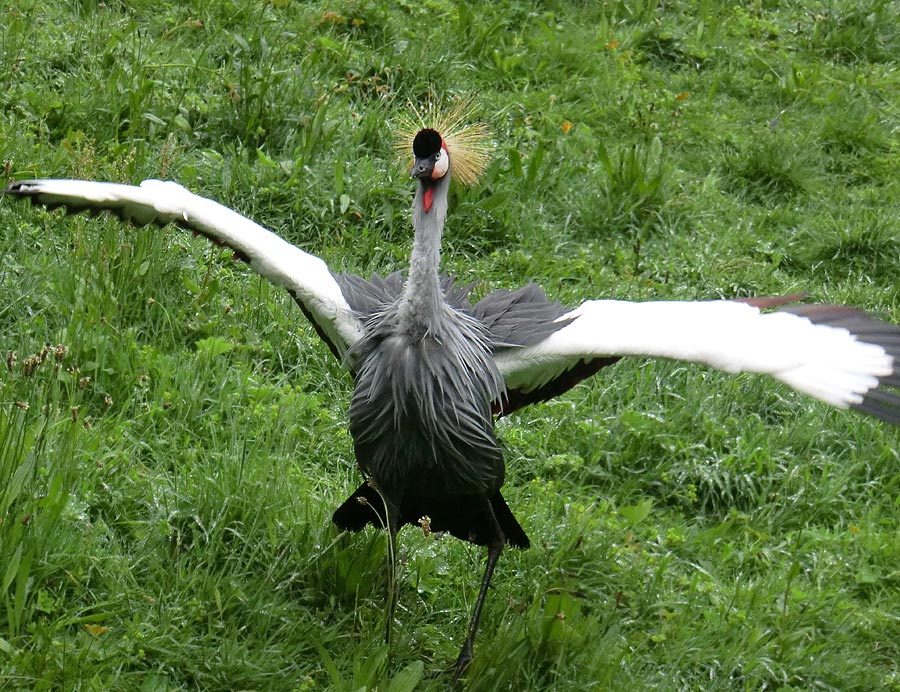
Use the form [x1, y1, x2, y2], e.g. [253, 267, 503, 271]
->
[413, 128, 443, 158]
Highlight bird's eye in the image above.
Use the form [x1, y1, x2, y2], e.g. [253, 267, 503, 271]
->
[435, 152, 441, 160]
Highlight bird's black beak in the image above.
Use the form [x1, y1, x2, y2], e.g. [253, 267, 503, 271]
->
[411, 157, 434, 179]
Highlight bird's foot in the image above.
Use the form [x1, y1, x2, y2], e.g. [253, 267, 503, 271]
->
[451, 645, 473, 686]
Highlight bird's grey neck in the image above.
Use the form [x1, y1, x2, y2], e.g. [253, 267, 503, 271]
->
[398, 177, 450, 334]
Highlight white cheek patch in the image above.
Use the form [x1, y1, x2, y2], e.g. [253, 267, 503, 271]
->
[432, 147, 449, 179]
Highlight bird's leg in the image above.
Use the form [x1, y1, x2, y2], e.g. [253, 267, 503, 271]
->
[385, 507, 400, 650]
[453, 498, 506, 684]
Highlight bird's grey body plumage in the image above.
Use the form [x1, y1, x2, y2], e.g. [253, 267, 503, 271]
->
[348, 293, 505, 499]
[332, 159, 566, 547]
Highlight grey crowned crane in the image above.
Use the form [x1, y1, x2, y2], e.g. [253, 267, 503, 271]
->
[6, 107, 900, 681]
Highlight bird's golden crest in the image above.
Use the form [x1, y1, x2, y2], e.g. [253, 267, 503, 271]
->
[394, 96, 491, 187]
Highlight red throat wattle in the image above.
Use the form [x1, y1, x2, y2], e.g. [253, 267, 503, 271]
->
[423, 186, 434, 213]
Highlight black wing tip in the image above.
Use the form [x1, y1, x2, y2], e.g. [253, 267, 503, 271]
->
[852, 389, 900, 427]
[5, 179, 167, 229]
[784, 303, 900, 333]
[4, 180, 43, 196]
[783, 302, 900, 426]
[5, 180, 75, 211]
[4, 180, 83, 214]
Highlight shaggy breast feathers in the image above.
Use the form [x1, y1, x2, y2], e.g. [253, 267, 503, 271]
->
[348, 302, 505, 499]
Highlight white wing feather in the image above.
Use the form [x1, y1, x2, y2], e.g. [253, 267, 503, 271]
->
[496, 299, 894, 409]
[7, 179, 362, 361]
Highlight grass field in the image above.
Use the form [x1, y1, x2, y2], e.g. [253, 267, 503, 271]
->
[2, 1, 900, 690]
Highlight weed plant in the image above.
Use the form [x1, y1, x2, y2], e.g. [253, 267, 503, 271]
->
[2, 1, 900, 690]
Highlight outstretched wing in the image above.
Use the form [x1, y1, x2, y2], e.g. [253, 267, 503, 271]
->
[494, 299, 900, 424]
[5, 179, 362, 363]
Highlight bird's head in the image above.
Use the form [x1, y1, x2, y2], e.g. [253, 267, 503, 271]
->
[411, 128, 449, 182]
[411, 128, 448, 213]
[395, 97, 491, 213]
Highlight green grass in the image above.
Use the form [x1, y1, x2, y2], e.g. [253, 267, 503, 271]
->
[2, 1, 900, 689]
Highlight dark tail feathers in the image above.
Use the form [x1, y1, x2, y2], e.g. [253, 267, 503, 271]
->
[332, 482, 530, 549]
